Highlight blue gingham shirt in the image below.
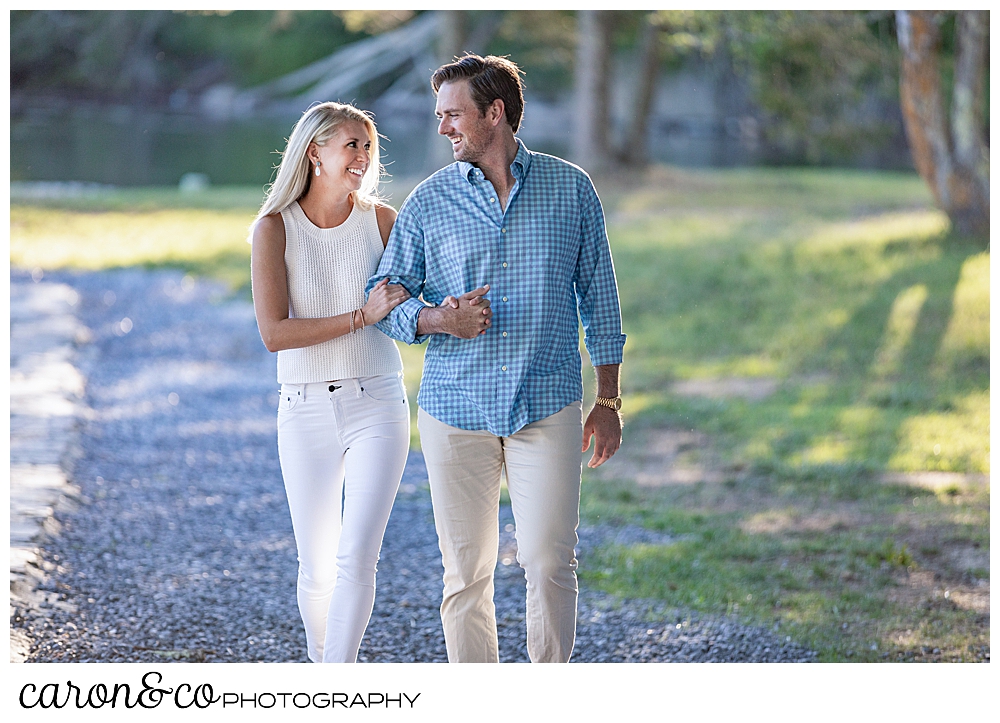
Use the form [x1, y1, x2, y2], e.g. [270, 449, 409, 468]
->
[367, 140, 626, 437]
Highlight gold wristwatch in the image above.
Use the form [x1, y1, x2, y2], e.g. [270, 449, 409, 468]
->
[595, 396, 622, 411]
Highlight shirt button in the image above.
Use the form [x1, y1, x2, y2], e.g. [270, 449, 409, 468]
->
[502, 262, 508, 268]
[490, 198, 495, 203]
[502, 297, 508, 302]
[501, 228, 507, 233]
[501, 365, 507, 371]
[502, 331, 508, 337]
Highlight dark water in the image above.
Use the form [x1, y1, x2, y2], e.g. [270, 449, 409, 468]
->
[10, 103, 434, 187]
[13, 99, 893, 188]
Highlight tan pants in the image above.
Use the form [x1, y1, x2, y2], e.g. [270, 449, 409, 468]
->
[417, 403, 583, 663]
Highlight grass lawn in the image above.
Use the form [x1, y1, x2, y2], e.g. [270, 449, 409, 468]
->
[10, 167, 989, 662]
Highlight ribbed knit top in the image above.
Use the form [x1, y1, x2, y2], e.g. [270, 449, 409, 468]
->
[276, 200, 402, 384]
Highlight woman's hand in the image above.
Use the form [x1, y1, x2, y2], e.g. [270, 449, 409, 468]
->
[362, 278, 410, 325]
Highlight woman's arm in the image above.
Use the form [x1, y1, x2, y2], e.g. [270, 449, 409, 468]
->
[250, 213, 408, 352]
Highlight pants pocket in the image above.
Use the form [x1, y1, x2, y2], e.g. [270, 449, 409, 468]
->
[360, 374, 407, 406]
[278, 384, 304, 413]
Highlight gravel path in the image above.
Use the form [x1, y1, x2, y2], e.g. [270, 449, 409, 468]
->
[11, 268, 816, 663]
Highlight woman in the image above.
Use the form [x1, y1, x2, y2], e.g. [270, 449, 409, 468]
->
[250, 102, 410, 663]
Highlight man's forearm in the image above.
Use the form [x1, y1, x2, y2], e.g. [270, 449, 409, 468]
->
[416, 305, 447, 336]
[416, 289, 492, 338]
[595, 364, 620, 398]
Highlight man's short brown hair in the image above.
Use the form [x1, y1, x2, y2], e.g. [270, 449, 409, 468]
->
[431, 54, 525, 133]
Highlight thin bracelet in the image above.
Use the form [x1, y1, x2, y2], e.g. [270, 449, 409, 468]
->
[358, 307, 366, 331]
[349, 309, 355, 334]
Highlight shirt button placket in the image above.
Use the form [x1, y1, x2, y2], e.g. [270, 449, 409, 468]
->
[496, 218, 507, 377]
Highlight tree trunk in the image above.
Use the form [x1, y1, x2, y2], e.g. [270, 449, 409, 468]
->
[896, 10, 989, 239]
[620, 15, 662, 167]
[950, 11, 989, 222]
[573, 10, 613, 172]
[438, 9, 469, 63]
[425, 11, 470, 173]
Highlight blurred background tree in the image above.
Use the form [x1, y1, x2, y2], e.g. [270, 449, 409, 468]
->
[573, 10, 907, 169]
[896, 11, 989, 239]
[722, 11, 904, 166]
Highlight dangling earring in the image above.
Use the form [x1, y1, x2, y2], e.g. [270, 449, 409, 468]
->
[314, 161, 321, 177]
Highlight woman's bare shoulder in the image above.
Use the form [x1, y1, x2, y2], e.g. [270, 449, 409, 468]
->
[375, 202, 398, 222]
[252, 213, 286, 247]
[374, 203, 397, 247]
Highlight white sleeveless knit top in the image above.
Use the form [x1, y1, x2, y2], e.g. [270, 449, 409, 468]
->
[276, 200, 403, 384]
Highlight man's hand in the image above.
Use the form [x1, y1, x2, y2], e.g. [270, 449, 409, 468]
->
[583, 364, 622, 468]
[417, 285, 492, 338]
[582, 404, 622, 468]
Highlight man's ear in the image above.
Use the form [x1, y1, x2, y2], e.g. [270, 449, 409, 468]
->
[488, 99, 506, 127]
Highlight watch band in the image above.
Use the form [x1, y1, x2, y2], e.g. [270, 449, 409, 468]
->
[595, 396, 622, 411]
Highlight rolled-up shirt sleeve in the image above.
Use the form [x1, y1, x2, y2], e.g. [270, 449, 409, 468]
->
[574, 175, 626, 366]
[366, 195, 431, 345]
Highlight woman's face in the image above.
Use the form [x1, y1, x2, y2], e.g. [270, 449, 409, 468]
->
[310, 120, 372, 192]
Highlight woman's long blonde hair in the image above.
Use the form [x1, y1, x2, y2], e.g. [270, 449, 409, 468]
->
[252, 102, 384, 229]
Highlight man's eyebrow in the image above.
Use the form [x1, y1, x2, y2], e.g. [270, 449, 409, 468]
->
[435, 106, 462, 115]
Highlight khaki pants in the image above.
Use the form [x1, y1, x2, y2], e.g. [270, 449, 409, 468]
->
[418, 403, 583, 663]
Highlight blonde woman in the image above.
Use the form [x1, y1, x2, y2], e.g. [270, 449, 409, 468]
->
[250, 102, 410, 663]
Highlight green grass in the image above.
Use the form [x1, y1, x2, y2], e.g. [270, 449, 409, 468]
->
[11, 167, 989, 662]
[579, 473, 988, 661]
[595, 167, 988, 477]
[10, 187, 263, 295]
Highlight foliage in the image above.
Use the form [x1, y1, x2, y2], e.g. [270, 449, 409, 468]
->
[657, 11, 906, 166]
[487, 11, 579, 99]
[12, 9, 927, 169]
[334, 11, 415, 35]
[11, 10, 372, 101]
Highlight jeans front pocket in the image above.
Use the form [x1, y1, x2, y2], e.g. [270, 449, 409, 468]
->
[277, 384, 304, 413]
[360, 374, 407, 407]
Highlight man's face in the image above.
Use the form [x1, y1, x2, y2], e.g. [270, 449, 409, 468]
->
[435, 80, 495, 163]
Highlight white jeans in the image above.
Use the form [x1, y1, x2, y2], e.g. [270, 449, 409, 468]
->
[418, 402, 584, 663]
[277, 372, 409, 662]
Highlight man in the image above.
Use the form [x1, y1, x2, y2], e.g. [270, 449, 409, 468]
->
[366, 54, 625, 663]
